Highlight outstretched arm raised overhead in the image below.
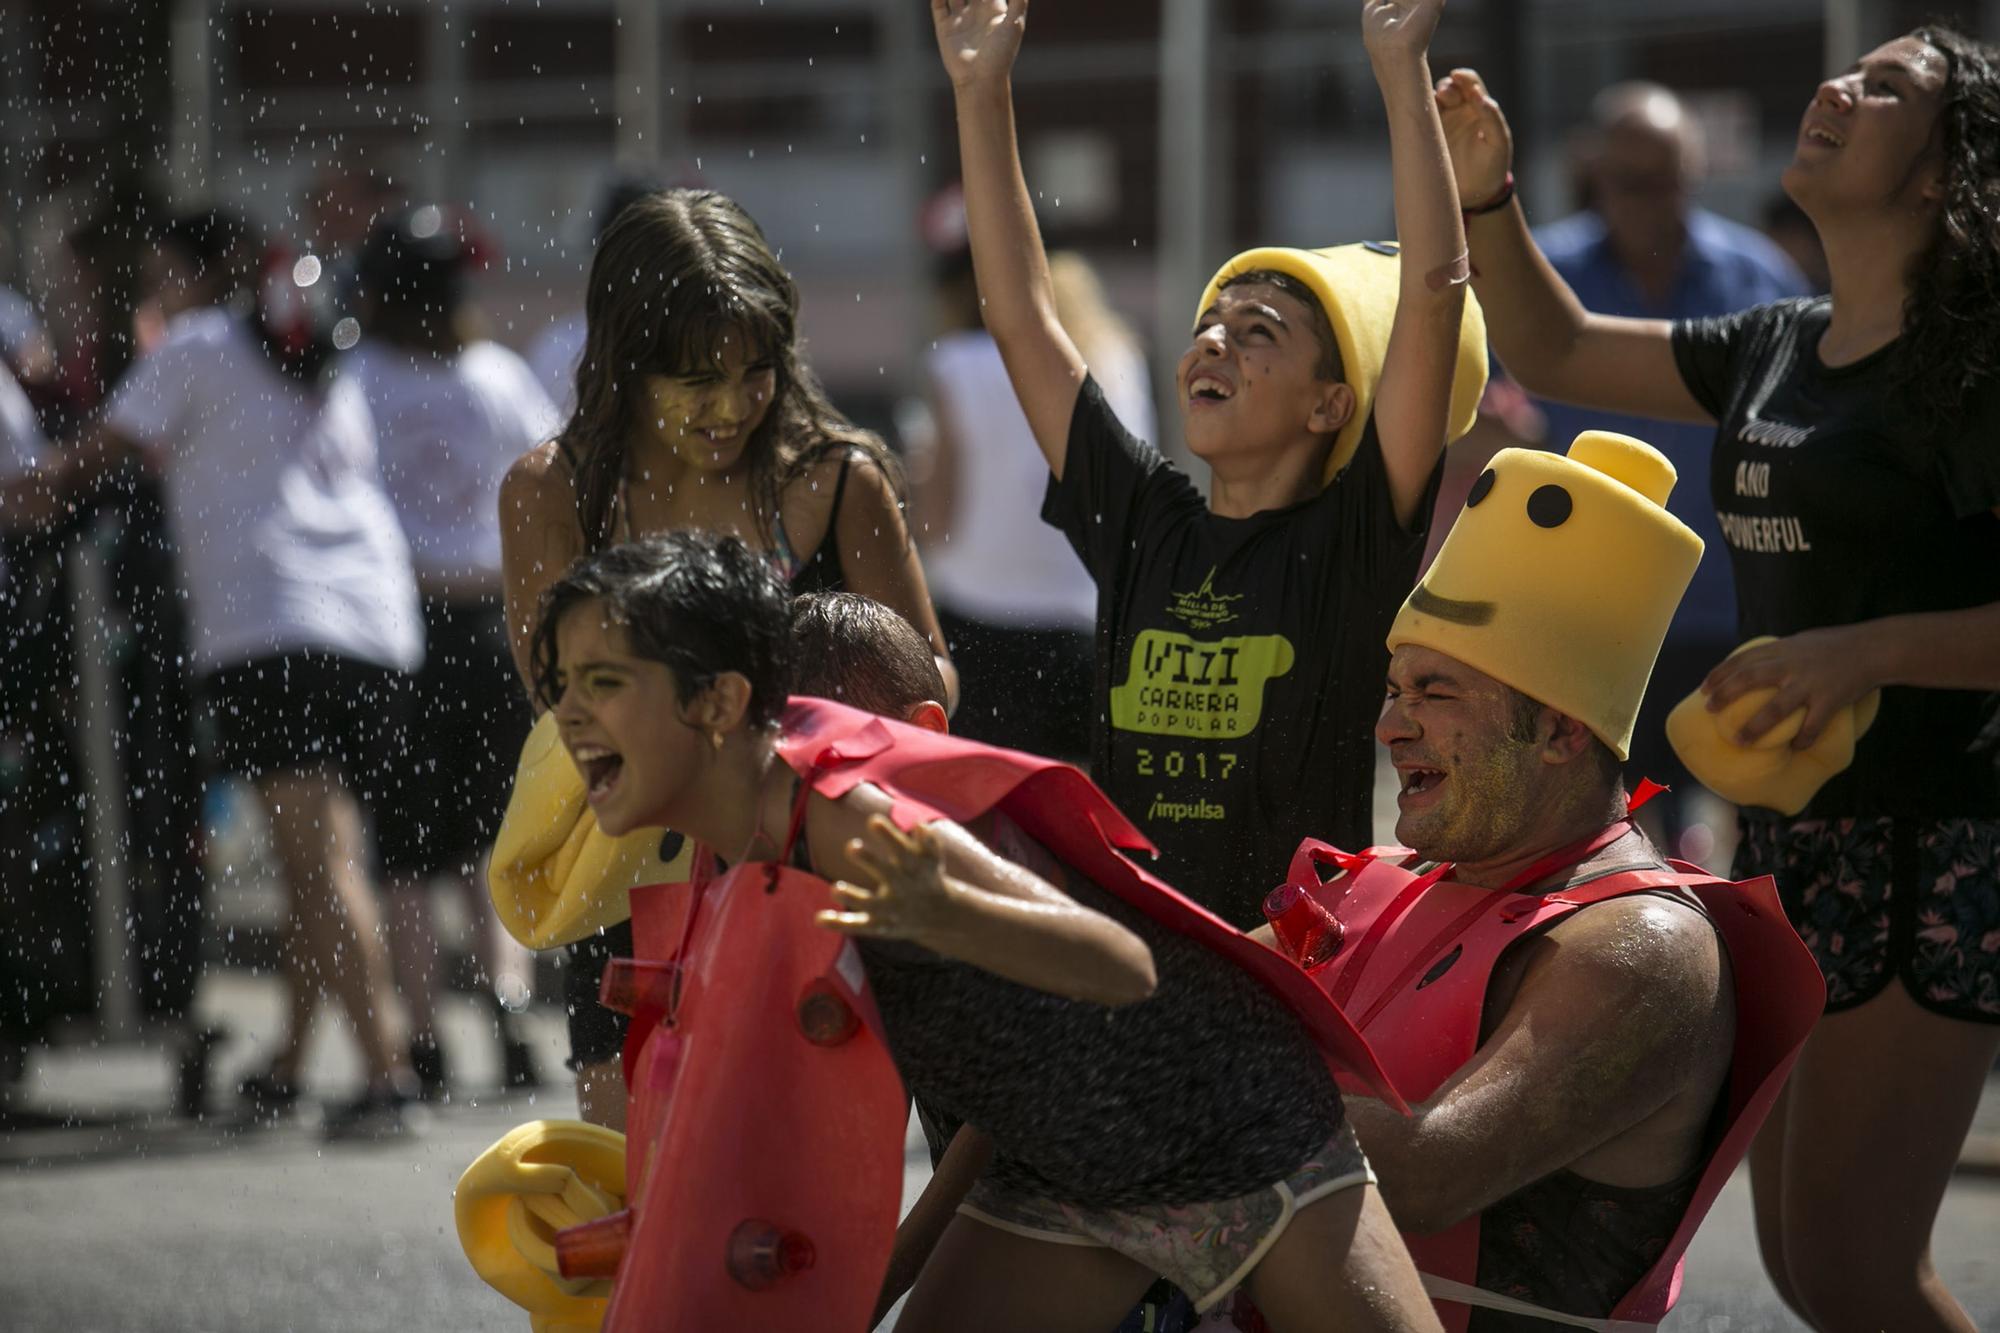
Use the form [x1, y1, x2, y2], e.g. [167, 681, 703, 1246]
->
[1436, 68, 1711, 425]
[1364, 0, 1474, 528]
[933, 0, 1090, 480]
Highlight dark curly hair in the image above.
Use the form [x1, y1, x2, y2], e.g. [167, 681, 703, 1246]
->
[1897, 25, 2000, 436]
[529, 531, 793, 729]
[789, 592, 946, 717]
[556, 189, 901, 553]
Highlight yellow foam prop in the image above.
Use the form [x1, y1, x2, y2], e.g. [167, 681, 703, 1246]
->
[1196, 242, 1489, 483]
[1665, 637, 1882, 816]
[456, 1119, 627, 1331]
[1389, 431, 1704, 759]
[489, 712, 690, 950]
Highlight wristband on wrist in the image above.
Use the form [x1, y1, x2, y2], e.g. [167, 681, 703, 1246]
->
[1463, 172, 1516, 218]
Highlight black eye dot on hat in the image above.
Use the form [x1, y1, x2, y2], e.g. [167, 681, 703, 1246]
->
[1466, 469, 1496, 507]
[1527, 484, 1573, 528]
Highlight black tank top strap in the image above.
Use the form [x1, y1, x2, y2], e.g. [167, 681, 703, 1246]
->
[788, 449, 857, 595]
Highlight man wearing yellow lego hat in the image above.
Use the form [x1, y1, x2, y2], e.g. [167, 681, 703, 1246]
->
[939, 0, 1485, 928]
[1251, 429, 1824, 1330]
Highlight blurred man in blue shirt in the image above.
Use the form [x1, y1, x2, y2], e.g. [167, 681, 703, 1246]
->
[1533, 82, 1806, 864]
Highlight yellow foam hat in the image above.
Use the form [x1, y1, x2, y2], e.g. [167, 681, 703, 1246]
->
[489, 712, 691, 950]
[1196, 242, 1489, 483]
[1665, 637, 1882, 815]
[1388, 431, 1703, 759]
[456, 1119, 627, 1331]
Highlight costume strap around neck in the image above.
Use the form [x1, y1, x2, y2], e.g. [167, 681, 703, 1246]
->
[1496, 818, 1636, 895]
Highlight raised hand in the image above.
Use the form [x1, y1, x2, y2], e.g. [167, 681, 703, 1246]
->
[1435, 68, 1515, 209]
[818, 816, 959, 944]
[1362, 0, 1445, 62]
[932, 0, 1028, 91]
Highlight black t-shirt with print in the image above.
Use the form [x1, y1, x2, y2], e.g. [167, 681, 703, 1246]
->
[1041, 377, 1437, 928]
[1672, 297, 2000, 818]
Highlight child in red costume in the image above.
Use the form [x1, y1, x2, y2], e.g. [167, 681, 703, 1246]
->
[532, 531, 1440, 1332]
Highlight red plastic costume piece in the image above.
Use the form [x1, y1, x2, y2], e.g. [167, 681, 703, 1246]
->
[596, 854, 908, 1333]
[770, 697, 1405, 1109]
[1276, 829, 1824, 1330]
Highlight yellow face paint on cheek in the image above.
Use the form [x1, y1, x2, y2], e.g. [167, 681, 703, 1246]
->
[1406, 725, 1541, 862]
[641, 376, 698, 444]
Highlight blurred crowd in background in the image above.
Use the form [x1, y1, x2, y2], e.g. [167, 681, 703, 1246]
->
[0, 0, 1977, 1120]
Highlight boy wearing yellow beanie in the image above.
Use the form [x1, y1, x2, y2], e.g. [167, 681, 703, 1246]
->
[936, 0, 1485, 924]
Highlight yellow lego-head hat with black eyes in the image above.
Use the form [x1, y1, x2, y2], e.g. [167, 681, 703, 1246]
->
[1388, 431, 1704, 759]
[1196, 241, 1489, 484]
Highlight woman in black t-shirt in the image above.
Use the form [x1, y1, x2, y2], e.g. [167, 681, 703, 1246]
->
[1432, 27, 2000, 1333]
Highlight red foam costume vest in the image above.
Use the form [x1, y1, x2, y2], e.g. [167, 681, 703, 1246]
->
[598, 857, 908, 1332]
[1282, 826, 1823, 1331]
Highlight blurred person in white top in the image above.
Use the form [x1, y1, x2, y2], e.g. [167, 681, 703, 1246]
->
[14, 234, 426, 1140]
[912, 234, 1154, 762]
[348, 205, 558, 1100]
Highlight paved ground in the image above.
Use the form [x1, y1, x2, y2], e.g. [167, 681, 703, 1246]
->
[3, 972, 1999, 1332]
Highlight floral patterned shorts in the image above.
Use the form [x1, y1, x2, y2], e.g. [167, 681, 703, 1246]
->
[1735, 814, 2000, 1023]
[957, 1124, 1375, 1314]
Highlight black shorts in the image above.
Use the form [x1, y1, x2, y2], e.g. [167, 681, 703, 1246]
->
[198, 649, 404, 809]
[1736, 812, 2000, 1024]
[938, 609, 1092, 765]
[564, 918, 635, 1070]
[375, 595, 533, 879]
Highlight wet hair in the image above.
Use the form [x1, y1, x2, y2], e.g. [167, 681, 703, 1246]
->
[529, 531, 793, 729]
[1218, 270, 1343, 383]
[557, 188, 902, 553]
[1898, 25, 2000, 436]
[788, 592, 945, 717]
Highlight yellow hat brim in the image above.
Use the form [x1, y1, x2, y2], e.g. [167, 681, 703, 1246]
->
[1196, 242, 1488, 483]
[456, 1119, 627, 1327]
[489, 713, 693, 950]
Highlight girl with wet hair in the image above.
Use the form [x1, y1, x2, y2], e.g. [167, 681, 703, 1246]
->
[1437, 27, 2000, 1332]
[498, 186, 954, 1128]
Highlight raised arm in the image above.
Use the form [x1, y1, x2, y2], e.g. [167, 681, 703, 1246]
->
[1364, 0, 1472, 527]
[808, 791, 1158, 1008]
[1437, 69, 1710, 425]
[498, 441, 585, 693]
[933, 0, 1089, 479]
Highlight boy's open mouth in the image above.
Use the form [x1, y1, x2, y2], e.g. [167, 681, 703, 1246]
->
[1188, 373, 1234, 403]
[572, 744, 625, 802]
